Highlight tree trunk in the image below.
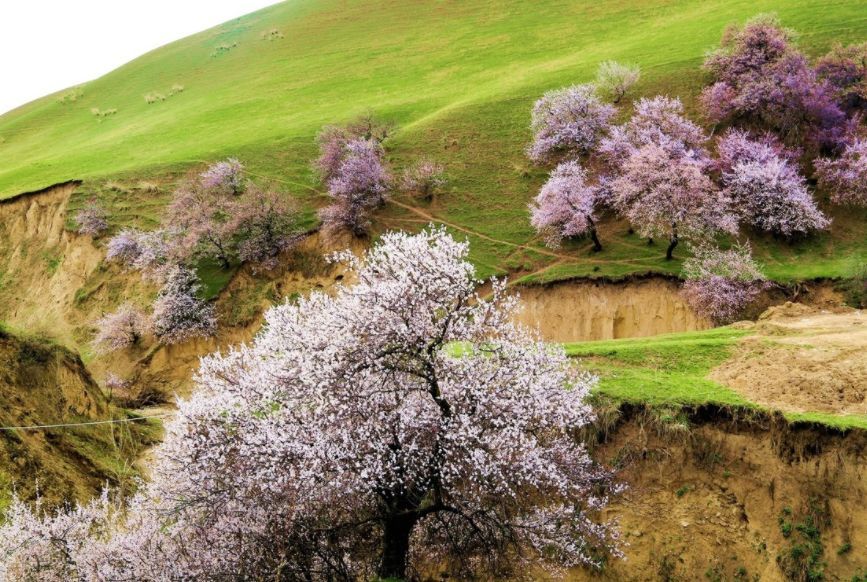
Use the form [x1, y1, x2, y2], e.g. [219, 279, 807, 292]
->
[666, 226, 678, 260]
[647, 237, 654, 246]
[589, 224, 602, 252]
[379, 515, 416, 580]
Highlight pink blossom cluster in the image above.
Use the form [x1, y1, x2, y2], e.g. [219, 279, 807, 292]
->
[600, 96, 708, 166]
[74, 198, 109, 236]
[723, 156, 829, 236]
[529, 160, 602, 250]
[199, 158, 245, 194]
[0, 229, 619, 580]
[150, 265, 216, 344]
[401, 158, 447, 200]
[716, 130, 829, 236]
[815, 138, 867, 207]
[527, 84, 616, 162]
[700, 14, 852, 150]
[320, 138, 391, 237]
[235, 188, 303, 271]
[815, 42, 867, 114]
[681, 243, 766, 323]
[105, 228, 177, 281]
[91, 303, 151, 353]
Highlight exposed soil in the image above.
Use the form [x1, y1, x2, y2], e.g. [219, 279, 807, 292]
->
[712, 304, 867, 417]
[0, 329, 155, 506]
[569, 408, 867, 581]
[513, 278, 710, 342]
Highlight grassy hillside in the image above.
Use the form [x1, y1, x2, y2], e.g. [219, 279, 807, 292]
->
[1, 0, 866, 282]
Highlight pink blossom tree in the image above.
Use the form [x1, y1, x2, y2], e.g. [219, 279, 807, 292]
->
[74, 198, 109, 237]
[401, 158, 447, 201]
[200, 158, 245, 194]
[609, 143, 737, 259]
[681, 244, 766, 324]
[234, 187, 303, 271]
[314, 116, 394, 182]
[105, 228, 177, 281]
[91, 303, 151, 353]
[528, 84, 616, 162]
[815, 138, 867, 207]
[151, 265, 216, 344]
[701, 15, 852, 151]
[714, 128, 799, 173]
[166, 183, 239, 269]
[600, 95, 708, 167]
[722, 157, 829, 237]
[105, 229, 142, 265]
[815, 42, 867, 114]
[320, 138, 391, 237]
[529, 161, 603, 250]
[0, 229, 620, 580]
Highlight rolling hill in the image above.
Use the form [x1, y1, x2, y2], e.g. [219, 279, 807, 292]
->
[0, 0, 865, 284]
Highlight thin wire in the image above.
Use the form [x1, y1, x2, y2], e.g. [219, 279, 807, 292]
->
[0, 413, 174, 432]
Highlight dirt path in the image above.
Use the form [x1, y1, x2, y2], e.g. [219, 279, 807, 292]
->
[712, 304, 867, 416]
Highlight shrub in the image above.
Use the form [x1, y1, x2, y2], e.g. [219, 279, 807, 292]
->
[596, 61, 641, 103]
[400, 159, 446, 200]
[74, 198, 109, 237]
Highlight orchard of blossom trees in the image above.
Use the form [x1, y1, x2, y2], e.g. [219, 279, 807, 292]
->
[528, 16, 867, 322]
[96, 159, 304, 355]
[0, 228, 619, 580]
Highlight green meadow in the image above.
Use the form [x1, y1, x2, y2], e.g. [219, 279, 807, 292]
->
[1, 0, 866, 282]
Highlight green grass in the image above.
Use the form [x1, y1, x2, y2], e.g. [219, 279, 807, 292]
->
[1, 0, 866, 283]
[565, 328, 754, 407]
[564, 328, 867, 430]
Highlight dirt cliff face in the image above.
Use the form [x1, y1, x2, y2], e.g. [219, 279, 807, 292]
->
[0, 328, 156, 507]
[514, 278, 711, 342]
[569, 408, 867, 581]
[0, 184, 104, 344]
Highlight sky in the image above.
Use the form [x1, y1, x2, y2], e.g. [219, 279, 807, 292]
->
[0, 1, 280, 115]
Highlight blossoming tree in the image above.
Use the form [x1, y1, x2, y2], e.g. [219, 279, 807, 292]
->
[681, 244, 767, 324]
[74, 198, 109, 236]
[815, 138, 867, 207]
[151, 265, 216, 344]
[0, 228, 619, 580]
[529, 161, 603, 250]
[320, 138, 391, 236]
[609, 143, 737, 259]
[527, 84, 616, 162]
[716, 130, 829, 236]
[91, 303, 151, 353]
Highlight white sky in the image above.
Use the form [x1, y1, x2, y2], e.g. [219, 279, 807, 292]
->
[0, 1, 280, 115]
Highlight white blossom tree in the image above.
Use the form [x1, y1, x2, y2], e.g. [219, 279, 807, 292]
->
[0, 228, 619, 580]
[151, 265, 216, 344]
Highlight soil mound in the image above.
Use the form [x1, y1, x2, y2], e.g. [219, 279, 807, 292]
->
[712, 305, 867, 416]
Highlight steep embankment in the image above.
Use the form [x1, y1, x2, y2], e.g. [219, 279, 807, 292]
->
[514, 277, 709, 342]
[0, 327, 157, 508]
[572, 408, 866, 581]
